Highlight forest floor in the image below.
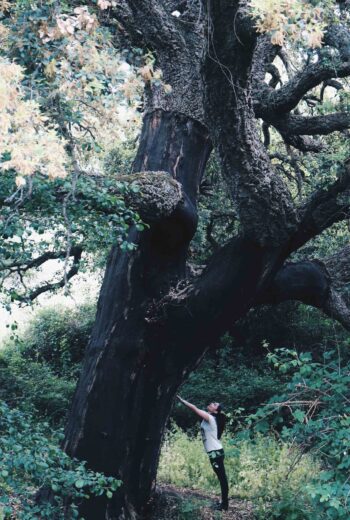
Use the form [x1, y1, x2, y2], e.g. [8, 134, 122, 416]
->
[152, 484, 255, 519]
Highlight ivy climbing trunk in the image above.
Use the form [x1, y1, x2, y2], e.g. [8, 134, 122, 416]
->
[62, 109, 212, 519]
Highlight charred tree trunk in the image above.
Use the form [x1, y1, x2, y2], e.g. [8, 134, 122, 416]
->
[63, 109, 211, 519]
[62, 107, 288, 519]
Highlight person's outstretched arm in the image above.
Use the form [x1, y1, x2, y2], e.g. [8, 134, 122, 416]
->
[177, 395, 210, 421]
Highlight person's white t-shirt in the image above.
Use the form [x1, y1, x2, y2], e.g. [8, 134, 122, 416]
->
[200, 415, 223, 452]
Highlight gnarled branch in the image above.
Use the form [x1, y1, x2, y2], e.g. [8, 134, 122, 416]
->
[258, 245, 350, 331]
[16, 247, 83, 303]
[255, 21, 350, 119]
[275, 112, 350, 137]
[290, 159, 350, 251]
[0, 246, 83, 273]
[256, 60, 350, 118]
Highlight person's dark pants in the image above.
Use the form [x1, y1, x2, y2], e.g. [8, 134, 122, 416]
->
[208, 449, 229, 507]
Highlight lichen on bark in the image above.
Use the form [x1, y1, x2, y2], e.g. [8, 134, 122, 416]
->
[118, 171, 183, 222]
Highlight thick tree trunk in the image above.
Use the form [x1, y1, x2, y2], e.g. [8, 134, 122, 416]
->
[61, 5, 299, 519]
[63, 109, 211, 519]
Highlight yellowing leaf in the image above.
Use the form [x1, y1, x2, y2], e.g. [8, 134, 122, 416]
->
[44, 59, 57, 79]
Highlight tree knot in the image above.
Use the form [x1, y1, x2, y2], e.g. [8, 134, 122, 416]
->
[117, 171, 183, 223]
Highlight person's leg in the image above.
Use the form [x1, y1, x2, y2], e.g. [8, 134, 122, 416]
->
[210, 454, 229, 509]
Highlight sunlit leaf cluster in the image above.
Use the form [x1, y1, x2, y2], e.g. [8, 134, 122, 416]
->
[0, 58, 68, 184]
[249, 0, 336, 48]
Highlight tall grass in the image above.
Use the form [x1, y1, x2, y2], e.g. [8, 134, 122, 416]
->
[158, 426, 320, 503]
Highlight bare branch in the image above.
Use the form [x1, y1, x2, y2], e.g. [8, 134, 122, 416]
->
[16, 247, 83, 303]
[0, 246, 83, 273]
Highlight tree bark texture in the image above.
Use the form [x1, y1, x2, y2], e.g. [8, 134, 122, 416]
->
[62, 109, 292, 519]
[63, 110, 212, 519]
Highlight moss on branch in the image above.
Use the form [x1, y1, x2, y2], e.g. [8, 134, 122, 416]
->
[118, 171, 183, 223]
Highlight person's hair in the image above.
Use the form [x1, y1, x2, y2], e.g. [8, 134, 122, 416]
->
[214, 404, 226, 439]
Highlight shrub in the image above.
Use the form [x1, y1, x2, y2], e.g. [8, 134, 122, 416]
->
[0, 347, 75, 424]
[244, 347, 350, 519]
[19, 303, 96, 379]
[0, 400, 121, 519]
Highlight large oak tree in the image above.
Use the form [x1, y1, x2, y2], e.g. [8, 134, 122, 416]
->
[25, 0, 350, 518]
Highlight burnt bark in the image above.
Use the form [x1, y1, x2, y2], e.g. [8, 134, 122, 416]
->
[63, 109, 211, 519]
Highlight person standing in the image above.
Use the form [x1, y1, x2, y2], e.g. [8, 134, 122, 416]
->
[177, 396, 229, 511]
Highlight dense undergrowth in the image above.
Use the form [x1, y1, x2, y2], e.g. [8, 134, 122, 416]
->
[0, 302, 349, 519]
[0, 401, 120, 519]
[159, 427, 320, 518]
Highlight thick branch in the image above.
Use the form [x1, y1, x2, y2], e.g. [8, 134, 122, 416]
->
[107, 0, 184, 52]
[280, 134, 325, 153]
[256, 60, 350, 117]
[203, 0, 297, 246]
[290, 159, 350, 251]
[251, 35, 280, 86]
[258, 246, 350, 331]
[275, 112, 350, 136]
[105, 0, 206, 122]
[324, 24, 350, 61]
[255, 21, 350, 118]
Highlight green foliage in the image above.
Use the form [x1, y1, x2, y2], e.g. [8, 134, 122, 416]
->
[173, 302, 350, 431]
[158, 425, 318, 512]
[0, 169, 141, 304]
[243, 347, 350, 519]
[168, 309, 350, 519]
[0, 347, 75, 424]
[0, 303, 96, 422]
[0, 400, 121, 519]
[0, 0, 143, 304]
[104, 140, 137, 177]
[174, 339, 283, 431]
[19, 303, 95, 378]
